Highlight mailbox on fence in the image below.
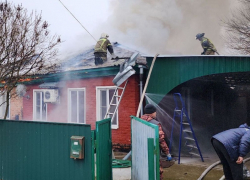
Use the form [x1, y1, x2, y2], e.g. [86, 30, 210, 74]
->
[70, 136, 85, 159]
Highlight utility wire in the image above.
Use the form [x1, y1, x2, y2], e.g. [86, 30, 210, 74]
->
[58, 0, 98, 43]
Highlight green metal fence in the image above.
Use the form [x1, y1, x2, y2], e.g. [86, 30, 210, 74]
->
[95, 118, 112, 180]
[0, 118, 112, 180]
[131, 116, 160, 180]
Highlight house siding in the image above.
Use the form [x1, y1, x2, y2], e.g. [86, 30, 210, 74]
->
[22, 75, 140, 145]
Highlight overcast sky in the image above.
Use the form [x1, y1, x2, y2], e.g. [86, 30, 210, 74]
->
[10, 0, 242, 59]
[11, 0, 111, 59]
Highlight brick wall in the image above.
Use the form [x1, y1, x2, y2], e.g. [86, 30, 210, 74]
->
[22, 75, 140, 145]
[10, 87, 23, 120]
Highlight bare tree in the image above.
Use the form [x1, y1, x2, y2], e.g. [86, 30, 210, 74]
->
[0, 1, 61, 119]
[223, 0, 250, 55]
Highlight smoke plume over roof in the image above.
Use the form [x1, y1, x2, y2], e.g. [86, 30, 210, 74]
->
[61, 0, 240, 59]
[104, 0, 240, 55]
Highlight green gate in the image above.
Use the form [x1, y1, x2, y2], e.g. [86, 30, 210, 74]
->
[0, 120, 92, 180]
[131, 116, 160, 180]
[95, 118, 112, 180]
[0, 118, 113, 180]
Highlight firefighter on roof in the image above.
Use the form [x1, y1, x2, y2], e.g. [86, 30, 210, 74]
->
[94, 33, 116, 65]
[196, 33, 219, 55]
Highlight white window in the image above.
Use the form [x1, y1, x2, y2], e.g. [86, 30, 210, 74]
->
[68, 88, 86, 124]
[96, 86, 118, 129]
[33, 90, 47, 121]
[0, 92, 10, 119]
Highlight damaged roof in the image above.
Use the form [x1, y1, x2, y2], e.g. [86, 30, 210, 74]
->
[61, 42, 146, 71]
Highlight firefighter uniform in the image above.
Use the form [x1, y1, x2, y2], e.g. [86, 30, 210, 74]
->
[200, 37, 217, 55]
[94, 33, 114, 65]
[196, 33, 218, 55]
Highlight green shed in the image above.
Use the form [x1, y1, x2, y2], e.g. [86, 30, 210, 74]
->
[144, 55, 250, 157]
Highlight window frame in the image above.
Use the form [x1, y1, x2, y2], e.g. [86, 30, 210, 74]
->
[0, 92, 10, 119]
[67, 88, 86, 124]
[96, 86, 119, 129]
[33, 89, 47, 121]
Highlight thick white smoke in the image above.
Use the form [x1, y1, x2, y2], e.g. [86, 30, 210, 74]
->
[104, 0, 240, 55]
[60, 0, 241, 59]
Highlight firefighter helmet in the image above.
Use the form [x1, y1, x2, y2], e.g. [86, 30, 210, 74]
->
[196, 33, 205, 40]
[101, 33, 109, 38]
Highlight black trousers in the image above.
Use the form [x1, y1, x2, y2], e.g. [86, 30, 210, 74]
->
[211, 138, 243, 180]
[94, 52, 107, 65]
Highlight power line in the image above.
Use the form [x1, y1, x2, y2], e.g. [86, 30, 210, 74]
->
[58, 0, 98, 43]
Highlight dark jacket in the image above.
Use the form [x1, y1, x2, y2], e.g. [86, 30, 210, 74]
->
[212, 123, 250, 161]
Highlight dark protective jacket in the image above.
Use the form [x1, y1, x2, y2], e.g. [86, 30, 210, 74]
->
[200, 37, 217, 53]
[212, 123, 250, 161]
[140, 114, 169, 154]
[94, 38, 113, 55]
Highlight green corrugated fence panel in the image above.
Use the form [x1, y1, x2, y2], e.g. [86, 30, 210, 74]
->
[91, 130, 96, 180]
[96, 118, 112, 180]
[146, 56, 250, 103]
[131, 116, 159, 180]
[0, 120, 92, 180]
[148, 138, 155, 180]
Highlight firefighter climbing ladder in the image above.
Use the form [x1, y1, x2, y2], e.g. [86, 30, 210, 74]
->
[104, 80, 128, 123]
[169, 93, 204, 164]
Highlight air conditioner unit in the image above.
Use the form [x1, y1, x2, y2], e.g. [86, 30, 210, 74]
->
[43, 89, 59, 103]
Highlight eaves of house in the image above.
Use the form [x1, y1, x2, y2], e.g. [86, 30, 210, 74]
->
[23, 66, 124, 85]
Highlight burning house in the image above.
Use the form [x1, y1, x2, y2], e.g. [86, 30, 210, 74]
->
[5, 42, 146, 150]
[5, 49, 250, 159]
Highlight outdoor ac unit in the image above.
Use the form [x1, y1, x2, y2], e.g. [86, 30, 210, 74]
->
[43, 89, 59, 103]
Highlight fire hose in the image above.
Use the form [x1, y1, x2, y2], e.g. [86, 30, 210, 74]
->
[197, 157, 250, 180]
[197, 161, 221, 180]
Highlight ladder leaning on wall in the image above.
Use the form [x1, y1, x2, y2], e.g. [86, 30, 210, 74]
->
[104, 80, 128, 160]
[105, 52, 139, 121]
[104, 80, 128, 122]
[169, 93, 204, 164]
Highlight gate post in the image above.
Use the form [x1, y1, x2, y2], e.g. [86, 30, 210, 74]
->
[91, 130, 96, 180]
